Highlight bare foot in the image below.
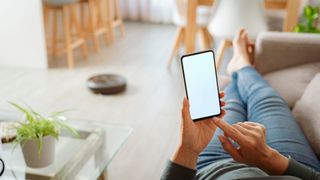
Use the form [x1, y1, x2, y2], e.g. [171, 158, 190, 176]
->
[227, 29, 254, 75]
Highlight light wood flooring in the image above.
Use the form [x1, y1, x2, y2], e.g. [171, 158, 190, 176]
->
[0, 22, 229, 180]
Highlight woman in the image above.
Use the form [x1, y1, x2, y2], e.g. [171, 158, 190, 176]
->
[161, 29, 320, 179]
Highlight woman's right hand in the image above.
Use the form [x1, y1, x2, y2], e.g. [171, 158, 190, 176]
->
[213, 119, 289, 175]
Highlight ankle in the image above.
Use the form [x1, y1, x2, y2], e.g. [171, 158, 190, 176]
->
[238, 57, 251, 69]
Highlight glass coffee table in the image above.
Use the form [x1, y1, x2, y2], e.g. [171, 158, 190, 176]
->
[0, 113, 132, 180]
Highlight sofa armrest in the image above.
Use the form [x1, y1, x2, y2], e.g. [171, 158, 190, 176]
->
[255, 32, 320, 75]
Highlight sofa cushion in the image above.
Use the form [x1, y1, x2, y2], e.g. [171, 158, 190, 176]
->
[263, 62, 320, 108]
[218, 62, 320, 108]
[292, 74, 320, 158]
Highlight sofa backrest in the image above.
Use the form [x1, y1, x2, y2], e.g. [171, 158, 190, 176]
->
[255, 32, 320, 75]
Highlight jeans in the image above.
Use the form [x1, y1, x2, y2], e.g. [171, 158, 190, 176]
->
[197, 67, 320, 171]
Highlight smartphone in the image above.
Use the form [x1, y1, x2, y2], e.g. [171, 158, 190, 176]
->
[181, 50, 221, 121]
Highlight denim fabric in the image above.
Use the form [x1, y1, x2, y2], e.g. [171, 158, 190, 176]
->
[197, 67, 320, 171]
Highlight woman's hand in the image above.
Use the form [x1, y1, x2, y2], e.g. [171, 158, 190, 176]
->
[171, 92, 226, 169]
[213, 119, 289, 175]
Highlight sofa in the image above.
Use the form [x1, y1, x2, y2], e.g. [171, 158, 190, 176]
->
[218, 32, 320, 160]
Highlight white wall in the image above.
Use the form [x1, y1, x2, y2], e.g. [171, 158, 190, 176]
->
[0, 0, 48, 69]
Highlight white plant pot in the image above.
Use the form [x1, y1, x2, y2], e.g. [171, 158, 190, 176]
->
[21, 136, 56, 168]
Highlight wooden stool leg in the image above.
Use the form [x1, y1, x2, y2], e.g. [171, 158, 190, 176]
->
[96, 0, 109, 45]
[52, 10, 58, 58]
[106, 20, 114, 43]
[167, 27, 184, 67]
[71, 4, 89, 60]
[43, 7, 50, 53]
[216, 40, 232, 70]
[63, 5, 75, 69]
[106, 0, 115, 42]
[115, 0, 125, 37]
[199, 27, 214, 50]
[88, 0, 100, 52]
[199, 27, 209, 50]
[204, 28, 214, 48]
[283, 0, 300, 32]
[43, 7, 49, 35]
[80, 2, 86, 31]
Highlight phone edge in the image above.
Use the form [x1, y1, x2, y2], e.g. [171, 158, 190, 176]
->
[180, 50, 221, 121]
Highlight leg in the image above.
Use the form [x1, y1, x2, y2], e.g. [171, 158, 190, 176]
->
[106, 0, 115, 43]
[52, 9, 58, 58]
[196, 78, 247, 170]
[63, 5, 74, 69]
[167, 27, 184, 67]
[88, 0, 100, 52]
[228, 28, 320, 170]
[204, 28, 214, 48]
[71, 4, 89, 60]
[236, 67, 320, 171]
[198, 27, 210, 50]
[216, 40, 232, 70]
[80, 2, 86, 31]
[114, 0, 125, 37]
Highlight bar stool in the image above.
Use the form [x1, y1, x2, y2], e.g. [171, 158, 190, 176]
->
[80, 0, 112, 53]
[43, 0, 88, 69]
[109, 0, 125, 38]
[167, 0, 214, 66]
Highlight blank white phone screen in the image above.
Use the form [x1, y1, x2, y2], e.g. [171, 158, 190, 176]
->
[182, 51, 220, 120]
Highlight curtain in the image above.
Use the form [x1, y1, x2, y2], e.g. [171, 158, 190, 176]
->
[119, 0, 176, 24]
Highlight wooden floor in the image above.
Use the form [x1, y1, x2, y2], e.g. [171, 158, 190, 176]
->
[0, 22, 197, 179]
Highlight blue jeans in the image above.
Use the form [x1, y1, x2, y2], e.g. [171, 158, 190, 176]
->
[197, 67, 320, 171]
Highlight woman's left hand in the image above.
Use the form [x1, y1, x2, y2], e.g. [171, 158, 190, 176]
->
[171, 92, 225, 169]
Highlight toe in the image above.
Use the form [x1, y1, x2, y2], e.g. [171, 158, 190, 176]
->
[234, 28, 245, 42]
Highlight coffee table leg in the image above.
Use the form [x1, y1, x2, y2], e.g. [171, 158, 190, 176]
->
[98, 169, 107, 180]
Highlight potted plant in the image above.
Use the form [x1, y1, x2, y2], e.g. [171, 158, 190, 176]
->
[294, 5, 320, 33]
[9, 102, 78, 168]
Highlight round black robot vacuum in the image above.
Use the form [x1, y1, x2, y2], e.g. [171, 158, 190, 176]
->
[87, 74, 127, 95]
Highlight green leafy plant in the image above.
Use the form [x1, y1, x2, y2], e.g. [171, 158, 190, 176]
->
[9, 102, 79, 155]
[294, 5, 320, 33]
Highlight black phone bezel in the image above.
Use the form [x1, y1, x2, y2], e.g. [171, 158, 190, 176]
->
[180, 50, 221, 121]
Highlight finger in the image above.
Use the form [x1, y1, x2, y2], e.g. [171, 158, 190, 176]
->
[224, 133, 236, 145]
[213, 118, 246, 145]
[219, 91, 225, 99]
[243, 122, 260, 127]
[243, 122, 266, 133]
[218, 135, 243, 162]
[233, 124, 251, 135]
[182, 98, 192, 124]
[237, 122, 257, 131]
[220, 101, 226, 107]
[217, 109, 226, 118]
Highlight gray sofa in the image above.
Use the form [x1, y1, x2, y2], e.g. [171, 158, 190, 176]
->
[218, 32, 320, 160]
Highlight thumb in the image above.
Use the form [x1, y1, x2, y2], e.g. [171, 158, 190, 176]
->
[182, 98, 193, 125]
[218, 135, 243, 162]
